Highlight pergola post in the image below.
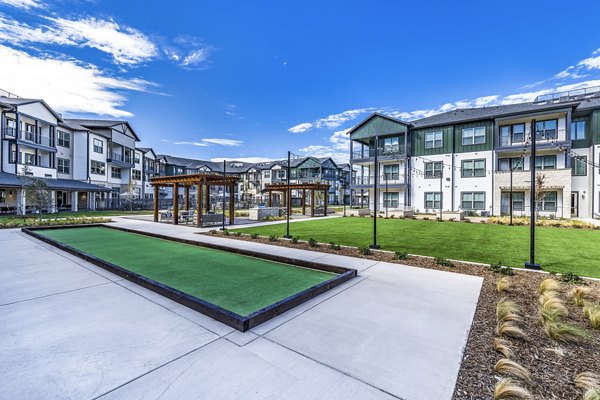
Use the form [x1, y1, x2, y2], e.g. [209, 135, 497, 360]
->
[205, 185, 210, 213]
[197, 181, 203, 226]
[172, 183, 179, 225]
[323, 189, 328, 216]
[153, 184, 159, 222]
[302, 189, 306, 215]
[282, 190, 286, 208]
[229, 184, 235, 225]
[184, 185, 190, 211]
[268, 191, 272, 207]
[310, 189, 315, 217]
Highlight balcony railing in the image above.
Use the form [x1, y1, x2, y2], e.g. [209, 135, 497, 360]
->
[2, 127, 17, 138]
[351, 146, 406, 160]
[499, 129, 566, 147]
[13, 130, 55, 147]
[110, 153, 133, 164]
[352, 174, 406, 186]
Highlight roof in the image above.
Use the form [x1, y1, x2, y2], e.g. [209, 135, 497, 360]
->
[65, 119, 140, 141]
[346, 112, 411, 135]
[0, 172, 110, 191]
[58, 120, 89, 131]
[410, 101, 582, 129]
[0, 97, 63, 122]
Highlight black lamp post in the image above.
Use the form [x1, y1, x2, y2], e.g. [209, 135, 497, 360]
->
[284, 151, 291, 238]
[525, 119, 541, 270]
[370, 136, 380, 249]
[221, 159, 226, 231]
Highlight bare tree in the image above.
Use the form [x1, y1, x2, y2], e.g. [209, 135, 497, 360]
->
[125, 177, 138, 211]
[534, 173, 550, 218]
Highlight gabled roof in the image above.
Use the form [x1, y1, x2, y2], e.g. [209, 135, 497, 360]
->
[58, 120, 90, 131]
[137, 147, 157, 158]
[346, 112, 411, 136]
[65, 119, 140, 141]
[410, 101, 582, 129]
[0, 97, 63, 122]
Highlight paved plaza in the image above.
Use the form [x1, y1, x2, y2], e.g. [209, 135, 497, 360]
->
[1, 218, 483, 400]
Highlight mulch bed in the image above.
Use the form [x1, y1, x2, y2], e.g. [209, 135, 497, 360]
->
[202, 231, 600, 399]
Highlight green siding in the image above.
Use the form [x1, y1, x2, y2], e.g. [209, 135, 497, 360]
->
[571, 116, 592, 149]
[593, 110, 600, 145]
[454, 121, 494, 153]
[296, 158, 321, 169]
[350, 115, 408, 141]
[411, 125, 453, 156]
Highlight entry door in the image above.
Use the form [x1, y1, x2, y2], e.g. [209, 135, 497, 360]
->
[571, 192, 579, 217]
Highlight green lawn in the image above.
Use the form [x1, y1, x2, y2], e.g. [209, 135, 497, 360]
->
[38, 226, 334, 316]
[231, 218, 600, 278]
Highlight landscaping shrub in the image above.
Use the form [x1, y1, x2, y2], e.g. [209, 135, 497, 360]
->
[494, 358, 532, 384]
[0, 216, 110, 229]
[490, 262, 515, 276]
[493, 378, 531, 400]
[268, 235, 278, 242]
[209, 229, 218, 235]
[250, 233, 259, 239]
[584, 304, 600, 329]
[422, 217, 430, 221]
[329, 242, 341, 251]
[434, 257, 454, 267]
[496, 321, 527, 339]
[308, 238, 318, 247]
[233, 231, 242, 237]
[571, 286, 591, 307]
[290, 236, 299, 244]
[496, 277, 510, 293]
[357, 246, 371, 255]
[224, 230, 230, 236]
[496, 298, 522, 323]
[393, 251, 408, 260]
[554, 271, 585, 285]
[492, 338, 513, 358]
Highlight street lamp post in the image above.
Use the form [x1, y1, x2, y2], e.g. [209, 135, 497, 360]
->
[385, 170, 389, 218]
[509, 165, 514, 226]
[221, 159, 226, 231]
[284, 151, 291, 238]
[370, 136, 380, 249]
[525, 119, 541, 270]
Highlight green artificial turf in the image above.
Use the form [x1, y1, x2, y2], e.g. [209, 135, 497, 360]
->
[231, 218, 600, 279]
[39, 226, 334, 316]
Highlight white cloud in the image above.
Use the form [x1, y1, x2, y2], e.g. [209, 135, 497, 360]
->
[288, 122, 314, 133]
[0, 0, 44, 9]
[202, 138, 243, 146]
[0, 44, 154, 117]
[297, 145, 348, 164]
[174, 141, 209, 147]
[210, 157, 275, 163]
[170, 138, 243, 147]
[181, 48, 210, 67]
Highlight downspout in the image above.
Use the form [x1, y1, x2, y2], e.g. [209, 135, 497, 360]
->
[0, 110, 4, 173]
[491, 119, 495, 216]
[15, 108, 19, 174]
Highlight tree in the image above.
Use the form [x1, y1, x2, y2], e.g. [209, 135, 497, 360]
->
[20, 166, 52, 220]
[534, 173, 550, 218]
[124, 176, 138, 211]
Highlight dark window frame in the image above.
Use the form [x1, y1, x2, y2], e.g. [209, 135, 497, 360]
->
[461, 191, 486, 210]
[424, 161, 443, 179]
[572, 156, 587, 176]
[461, 159, 486, 178]
[424, 192, 441, 209]
[57, 157, 70, 174]
[425, 131, 443, 149]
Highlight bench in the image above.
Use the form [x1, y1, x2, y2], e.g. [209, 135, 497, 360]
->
[358, 208, 371, 217]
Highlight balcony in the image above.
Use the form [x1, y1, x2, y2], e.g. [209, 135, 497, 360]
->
[496, 129, 569, 153]
[108, 152, 134, 167]
[10, 130, 56, 149]
[352, 174, 406, 187]
[351, 145, 406, 162]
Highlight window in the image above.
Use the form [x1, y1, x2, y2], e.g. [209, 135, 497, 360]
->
[425, 192, 441, 209]
[572, 156, 587, 176]
[93, 138, 103, 153]
[24, 153, 35, 165]
[134, 153, 140, 164]
[498, 157, 524, 172]
[541, 191, 557, 212]
[424, 161, 443, 178]
[264, 171, 271, 178]
[571, 120, 586, 141]
[425, 131, 443, 149]
[9, 143, 16, 164]
[462, 159, 486, 177]
[499, 124, 525, 146]
[57, 158, 70, 174]
[461, 192, 485, 210]
[512, 192, 525, 211]
[383, 192, 399, 208]
[535, 120, 557, 140]
[383, 137, 400, 154]
[462, 126, 486, 145]
[91, 160, 106, 175]
[111, 167, 121, 179]
[0, 189, 5, 203]
[57, 131, 71, 148]
[131, 169, 141, 180]
[511, 124, 525, 143]
[535, 155, 556, 170]
[500, 126, 510, 146]
[383, 164, 399, 180]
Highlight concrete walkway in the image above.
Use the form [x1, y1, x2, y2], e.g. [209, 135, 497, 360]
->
[1, 219, 483, 400]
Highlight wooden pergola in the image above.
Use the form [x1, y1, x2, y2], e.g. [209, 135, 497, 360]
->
[150, 173, 239, 226]
[265, 183, 330, 217]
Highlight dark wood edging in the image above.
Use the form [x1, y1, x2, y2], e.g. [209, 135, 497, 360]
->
[21, 224, 356, 332]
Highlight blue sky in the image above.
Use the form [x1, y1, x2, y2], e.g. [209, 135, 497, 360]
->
[2, 0, 600, 163]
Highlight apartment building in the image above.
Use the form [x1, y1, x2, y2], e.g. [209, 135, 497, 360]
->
[0, 93, 156, 214]
[349, 88, 600, 219]
[157, 154, 352, 206]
